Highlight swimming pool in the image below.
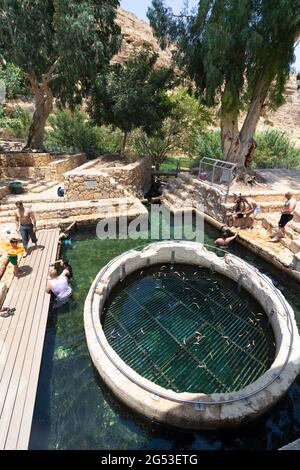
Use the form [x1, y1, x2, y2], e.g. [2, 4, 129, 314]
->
[29, 217, 300, 450]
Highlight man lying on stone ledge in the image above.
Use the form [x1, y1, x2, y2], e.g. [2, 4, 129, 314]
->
[226, 193, 260, 229]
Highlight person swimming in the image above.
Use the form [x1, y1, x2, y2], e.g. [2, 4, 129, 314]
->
[214, 227, 239, 248]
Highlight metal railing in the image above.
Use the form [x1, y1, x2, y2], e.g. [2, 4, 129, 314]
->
[198, 158, 237, 203]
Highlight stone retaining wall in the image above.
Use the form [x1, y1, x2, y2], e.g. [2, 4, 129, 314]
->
[64, 156, 152, 201]
[0, 152, 86, 181]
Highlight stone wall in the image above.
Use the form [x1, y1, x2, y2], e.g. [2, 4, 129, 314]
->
[0, 152, 86, 181]
[64, 157, 152, 201]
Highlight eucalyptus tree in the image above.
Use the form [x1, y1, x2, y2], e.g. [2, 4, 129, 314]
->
[0, 0, 121, 150]
[148, 0, 300, 169]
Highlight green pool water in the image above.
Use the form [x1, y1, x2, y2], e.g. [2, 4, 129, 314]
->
[29, 218, 300, 450]
[103, 264, 275, 394]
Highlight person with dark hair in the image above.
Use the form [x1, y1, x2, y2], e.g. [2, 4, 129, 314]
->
[0, 237, 25, 276]
[15, 201, 37, 257]
[214, 227, 239, 248]
[51, 258, 73, 280]
[226, 193, 251, 227]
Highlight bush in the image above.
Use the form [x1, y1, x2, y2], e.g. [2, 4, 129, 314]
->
[193, 130, 222, 167]
[0, 104, 31, 139]
[252, 129, 300, 169]
[0, 63, 27, 99]
[45, 109, 124, 156]
[45, 109, 99, 156]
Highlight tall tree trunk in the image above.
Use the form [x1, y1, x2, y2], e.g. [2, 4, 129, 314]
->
[220, 110, 242, 165]
[25, 81, 53, 151]
[221, 76, 272, 169]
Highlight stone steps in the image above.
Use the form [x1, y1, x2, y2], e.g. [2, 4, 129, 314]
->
[0, 198, 138, 224]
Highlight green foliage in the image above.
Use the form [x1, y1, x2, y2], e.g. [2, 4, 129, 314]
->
[148, 1, 300, 166]
[0, 104, 31, 138]
[252, 129, 300, 169]
[90, 48, 174, 152]
[45, 109, 123, 156]
[192, 128, 300, 169]
[0, 63, 27, 99]
[0, 1, 121, 148]
[0, 1, 121, 105]
[148, 0, 299, 114]
[193, 131, 223, 166]
[132, 87, 211, 168]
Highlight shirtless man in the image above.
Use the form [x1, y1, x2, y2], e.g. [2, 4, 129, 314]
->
[270, 192, 297, 242]
[215, 227, 239, 248]
[226, 193, 251, 227]
[15, 201, 37, 256]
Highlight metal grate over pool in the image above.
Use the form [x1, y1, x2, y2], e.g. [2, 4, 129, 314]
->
[102, 264, 276, 394]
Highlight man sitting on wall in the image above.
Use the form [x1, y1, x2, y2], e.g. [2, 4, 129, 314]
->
[226, 193, 252, 228]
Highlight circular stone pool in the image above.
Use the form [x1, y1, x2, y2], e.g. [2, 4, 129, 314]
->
[84, 242, 300, 430]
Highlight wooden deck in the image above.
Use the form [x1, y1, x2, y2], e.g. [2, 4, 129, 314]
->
[0, 229, 60, 450]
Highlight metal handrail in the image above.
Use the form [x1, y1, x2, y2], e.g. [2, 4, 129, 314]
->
[89, 241, 295, 406]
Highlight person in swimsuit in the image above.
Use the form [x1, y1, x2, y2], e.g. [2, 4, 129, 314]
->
[15, 201, 37, 257]
[270, 192, 297, 242]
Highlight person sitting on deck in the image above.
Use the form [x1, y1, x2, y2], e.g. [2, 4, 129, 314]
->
[270, 192, 297, 242]
[46, 268, 72, 307]
[226, 193, 252, 228]
[215, 227, 239, 248]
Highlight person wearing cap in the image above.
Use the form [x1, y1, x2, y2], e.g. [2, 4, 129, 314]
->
[226, 193, 251, 227]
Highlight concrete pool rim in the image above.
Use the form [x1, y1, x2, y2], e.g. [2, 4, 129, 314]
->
[84, 241, 300, 430]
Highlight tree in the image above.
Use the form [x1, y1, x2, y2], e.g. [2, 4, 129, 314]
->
[89, 48, 174, 153]
[133, 86, 211, 169]
[0, 0, 121, 150]
[148, 0, 300, 170]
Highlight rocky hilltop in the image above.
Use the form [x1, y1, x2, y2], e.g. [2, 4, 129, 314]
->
[113, 9, 172, 67]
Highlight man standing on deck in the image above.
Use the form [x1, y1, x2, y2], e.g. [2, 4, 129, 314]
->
[15, 201, 38, 257]
[270, 192, 297, 242]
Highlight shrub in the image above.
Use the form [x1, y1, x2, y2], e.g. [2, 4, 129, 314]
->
[0, 104, 31, 139]
[0, 63, 27, 99]
[45, 109, 124, 156]
[193, 130, 222, 167]
[45, 109, 99, 156]
[252, 129, 300, 169]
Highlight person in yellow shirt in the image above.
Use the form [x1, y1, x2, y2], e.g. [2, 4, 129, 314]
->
[0, 237, 25, 276]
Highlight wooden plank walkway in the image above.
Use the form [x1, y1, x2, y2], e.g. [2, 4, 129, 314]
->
[0, 229, 60, 450]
